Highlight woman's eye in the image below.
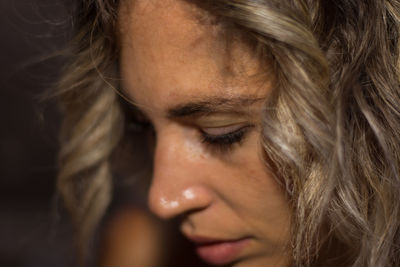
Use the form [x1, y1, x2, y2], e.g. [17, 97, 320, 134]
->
[200, 124, 253, 152]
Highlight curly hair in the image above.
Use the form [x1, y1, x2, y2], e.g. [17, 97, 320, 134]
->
[57, 0, 400, 266]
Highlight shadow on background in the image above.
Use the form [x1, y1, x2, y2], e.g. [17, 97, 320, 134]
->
[0, 1, 75, 266]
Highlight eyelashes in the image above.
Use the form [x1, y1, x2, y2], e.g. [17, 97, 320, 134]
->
[200, 125, 253, 153]
[126, 114, 253, 154]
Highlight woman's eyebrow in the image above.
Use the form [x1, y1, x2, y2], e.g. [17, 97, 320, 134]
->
[167, 96, 264, 118]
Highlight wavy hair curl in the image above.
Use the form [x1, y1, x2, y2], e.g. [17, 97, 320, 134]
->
[57, 0, 400, 266]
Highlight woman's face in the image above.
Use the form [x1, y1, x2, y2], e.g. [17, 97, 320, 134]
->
[119, 0, 291, 266]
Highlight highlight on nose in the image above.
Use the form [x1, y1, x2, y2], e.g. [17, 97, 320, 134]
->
[148, 186, 213, 219]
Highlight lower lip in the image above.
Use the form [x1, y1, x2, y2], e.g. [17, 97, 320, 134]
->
[195, 238, 250, 265]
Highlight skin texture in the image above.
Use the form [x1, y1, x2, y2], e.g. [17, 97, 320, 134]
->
[118, 0, 292, 266]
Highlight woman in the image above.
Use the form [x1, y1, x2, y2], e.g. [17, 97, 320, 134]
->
[57, 0, 400, 266]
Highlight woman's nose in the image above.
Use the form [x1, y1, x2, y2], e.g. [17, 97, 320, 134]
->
[147, 132, 213, 219]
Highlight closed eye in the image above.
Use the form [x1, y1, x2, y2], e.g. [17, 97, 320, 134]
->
[200, 124, 254, 153]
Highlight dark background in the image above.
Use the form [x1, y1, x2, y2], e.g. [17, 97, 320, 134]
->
[0, 0, 74, 266]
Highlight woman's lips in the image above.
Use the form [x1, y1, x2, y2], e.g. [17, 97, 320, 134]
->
[189, 236, 251, 265]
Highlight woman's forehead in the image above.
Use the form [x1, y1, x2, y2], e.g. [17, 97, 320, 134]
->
[118, 0, 221, 54]
[118, 0, 269, 115]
